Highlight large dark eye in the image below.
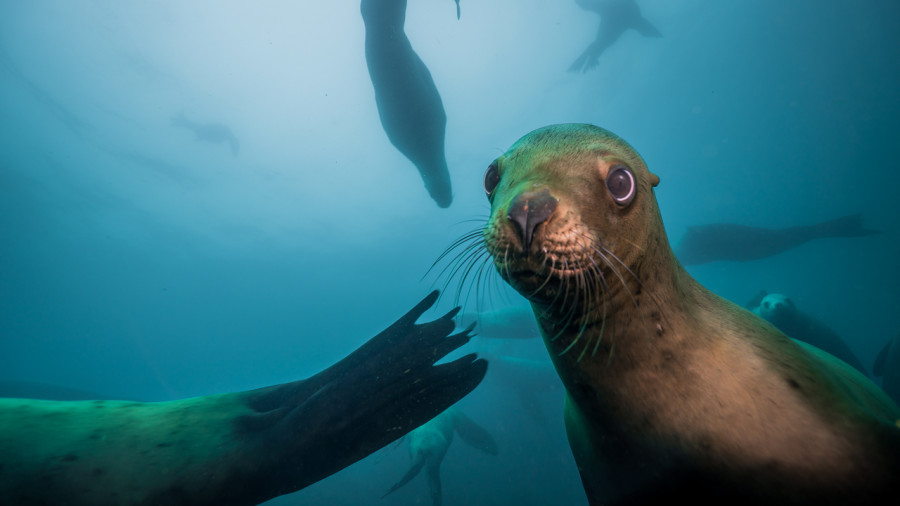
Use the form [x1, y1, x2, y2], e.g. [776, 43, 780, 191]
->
[606, 166, 635, 206]
[483, 162, 500, 198]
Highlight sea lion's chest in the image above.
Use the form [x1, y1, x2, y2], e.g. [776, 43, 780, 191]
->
[547, 309, 855, 474]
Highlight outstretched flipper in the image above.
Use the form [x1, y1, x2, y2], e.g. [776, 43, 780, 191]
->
[236, 291, 485, 496]
[0, 291, 486, 505]
[452, 410, 499, 455]
[382, 456, 427, 498]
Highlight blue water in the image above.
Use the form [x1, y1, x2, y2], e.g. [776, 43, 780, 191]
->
[1, 1, 898, 504]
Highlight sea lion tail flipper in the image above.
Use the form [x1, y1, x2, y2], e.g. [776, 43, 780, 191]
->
[382, 457, 426, 498]
[455, 0, 460, 19]
[815, 213, 881, 238]
[453, 410, 499, 455]
[633, 16, 662, 38]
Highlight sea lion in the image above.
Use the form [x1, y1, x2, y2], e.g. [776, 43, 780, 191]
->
[171, 113, 240, 156]
[383, 405, 498, 506]
[874, 333, 900, 404]
[361, 0, 453, 208]
[569, 0, 661, 73]
[676, 214, 880, 265]
[748, 291, 868, 375]
[466, 123, 900, 504]
[0, 291, 487, 505]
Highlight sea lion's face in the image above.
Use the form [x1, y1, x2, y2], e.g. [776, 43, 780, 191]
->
[757, 293, 796, 325]
[482, 124, 661, 325]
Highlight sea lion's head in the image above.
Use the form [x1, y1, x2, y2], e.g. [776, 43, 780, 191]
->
[480, 124, 668, 345]
[755, 293, 797, 326]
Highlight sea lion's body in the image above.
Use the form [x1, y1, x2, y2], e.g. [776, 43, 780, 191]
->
[477, 124, 900, 504]
[750, 292, 868, 375]
[676, 214, 880, 265]
[383, 406, 498, 506]
[0, 292, 486, 505]
[361, 0, 453, 208]
[569, 0, 661, 73]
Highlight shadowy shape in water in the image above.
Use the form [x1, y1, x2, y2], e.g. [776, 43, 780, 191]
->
[361, 0, 453, 208]
[676, 214, 880, 265]
[0, 47, 91, 137]
[875, 333, 900, 404]
[383, 405, 498, 506]
[747, 291, 868, 375]
[0, 292, 487, 505]
[569, 0, 661, 73]
[171, 112, 240, 156]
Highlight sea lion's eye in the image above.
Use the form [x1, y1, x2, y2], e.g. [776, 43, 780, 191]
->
[606, 166, 635, 206]
[484, 162, 500, 198]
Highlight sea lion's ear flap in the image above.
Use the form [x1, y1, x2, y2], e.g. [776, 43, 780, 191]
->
[649, 172, 660, 187]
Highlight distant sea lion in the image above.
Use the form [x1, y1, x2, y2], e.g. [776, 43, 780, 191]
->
[0, 292, 486, 505]
[676, 214, 880, 265]
[383, 406, 498, 506]
[465, 124, 900, 504]
[569, 0, 661, 73]
[747, 291, 868, 375]
[874, 333, 900, 404]
[361, 0, 453, 208]
[171, 112, 240, 156]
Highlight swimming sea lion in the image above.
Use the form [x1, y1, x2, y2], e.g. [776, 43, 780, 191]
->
[676, 214, 880, 265]
[383, 405, 498, 506]
[171, 113, 240, 156]
[361, 0, 453, 208]
[748, 292, 868, 375]
[569, 0, 661, 73]
[0, 291, 486, 505]
[469, 123, 900, 504]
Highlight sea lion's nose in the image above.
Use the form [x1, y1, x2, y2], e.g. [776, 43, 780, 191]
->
[507, 189, 558, 252]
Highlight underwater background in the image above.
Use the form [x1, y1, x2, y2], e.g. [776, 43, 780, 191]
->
[1, 1, 898, 504]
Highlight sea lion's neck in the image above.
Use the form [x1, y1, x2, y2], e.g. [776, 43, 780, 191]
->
[532, 234, 704, 391]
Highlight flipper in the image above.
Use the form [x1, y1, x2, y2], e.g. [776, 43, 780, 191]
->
[453, 410, 499, 455]
[382, 455, 427, 498]
[811, 213, 881, 238]
[0, 291, 487, 505]
[427, 464, 443, 506]
[632, 15, 661, 37]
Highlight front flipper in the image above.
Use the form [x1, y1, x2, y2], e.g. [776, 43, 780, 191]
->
[382, 454, 426, 498]
[236, 291, 487, 502]
[427, 463, 443, 506]
[453, 410, 499, 455]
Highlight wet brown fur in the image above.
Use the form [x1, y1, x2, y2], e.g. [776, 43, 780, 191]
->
[481, 124, 900, 505]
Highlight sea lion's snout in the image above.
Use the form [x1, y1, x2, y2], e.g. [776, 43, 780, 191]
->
[506, 189, 558, 253]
